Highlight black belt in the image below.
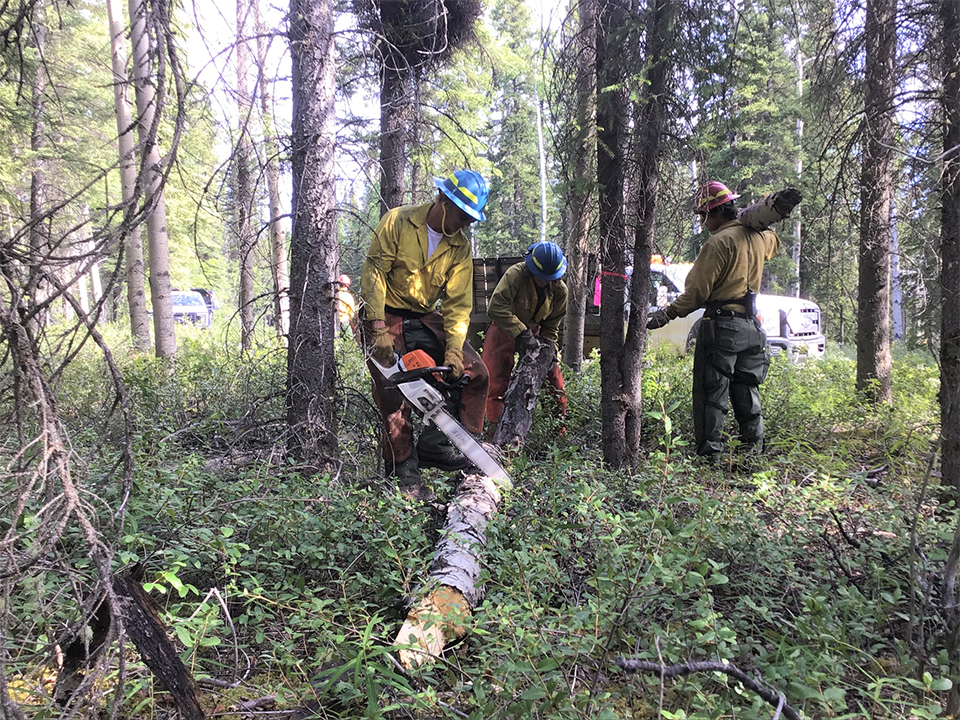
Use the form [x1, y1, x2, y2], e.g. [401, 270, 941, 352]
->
[384, 305, 428, 319]
[707, 308, 751, 319]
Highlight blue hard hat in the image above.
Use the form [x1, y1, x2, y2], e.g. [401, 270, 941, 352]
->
[434, 170, 488, 222]
[525, 242, 567, 281]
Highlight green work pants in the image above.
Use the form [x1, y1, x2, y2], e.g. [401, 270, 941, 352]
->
[692, 315, 770, 455]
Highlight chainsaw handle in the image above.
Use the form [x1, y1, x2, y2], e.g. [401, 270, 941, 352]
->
[391, 365, 470, 390]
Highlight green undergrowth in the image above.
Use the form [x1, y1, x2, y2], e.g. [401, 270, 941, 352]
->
[6, 329, 952, 718]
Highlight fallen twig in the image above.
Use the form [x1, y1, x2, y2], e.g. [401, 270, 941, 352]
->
[616, 658, 803, 720]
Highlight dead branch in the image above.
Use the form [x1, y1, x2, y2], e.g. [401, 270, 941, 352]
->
[616, 658, 802, 720]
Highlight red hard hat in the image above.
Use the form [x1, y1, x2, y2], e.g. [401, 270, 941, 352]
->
[338, 274, 351, 287]
[694, 181, 740, 213]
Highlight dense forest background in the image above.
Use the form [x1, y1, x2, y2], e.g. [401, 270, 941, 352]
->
[2, 0, 960, 717]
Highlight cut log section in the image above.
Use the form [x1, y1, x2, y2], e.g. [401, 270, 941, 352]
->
[737, 187, 802, 230]
[393, 473, 509, 668]
[492, 340, 555, 448]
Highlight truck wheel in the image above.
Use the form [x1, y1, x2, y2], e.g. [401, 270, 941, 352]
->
[685, 320, 700, 354]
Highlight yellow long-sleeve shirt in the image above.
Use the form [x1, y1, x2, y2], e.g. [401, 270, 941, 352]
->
[669, 220, 780, 318]
[488, 262, 567, 346]
[360, 203, 474, 351]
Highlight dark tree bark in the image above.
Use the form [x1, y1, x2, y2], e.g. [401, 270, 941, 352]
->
[379, 64, 412, 216]
[596, 0, 630, 466]
[27, 18, 48, 328]
[236, 0, 256, 350]
[855, 0, 896, 403]
[942, 0, 960, 516]
[287, 0, 339, 464]
[113, 576, 204, 720]
[562, 0, 596, 372]
[621, 0, 675, 457]
[940, 0, 960, 711]
[492, 343, 555, 448]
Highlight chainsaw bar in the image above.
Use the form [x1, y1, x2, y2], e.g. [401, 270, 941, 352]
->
[374, 355, 510, 483]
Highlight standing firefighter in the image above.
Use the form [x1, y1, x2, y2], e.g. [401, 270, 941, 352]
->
[482, 242, 568, 431]
[361, 170, 490, 499]
[647, 181, 779, 457]
[337, 274, 357, 332]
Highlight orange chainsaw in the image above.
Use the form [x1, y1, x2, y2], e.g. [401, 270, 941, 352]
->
[374, 349, 509, 482]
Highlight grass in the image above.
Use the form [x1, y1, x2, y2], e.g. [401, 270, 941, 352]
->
[1, 325, 952, 719]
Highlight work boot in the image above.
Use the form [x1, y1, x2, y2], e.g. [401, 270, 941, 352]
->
[388, 456, 437, 502]
[389, 456, 422, 485]
[416, 426, 474, 471]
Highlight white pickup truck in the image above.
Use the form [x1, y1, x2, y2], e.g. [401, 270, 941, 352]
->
[649, 261, 825, 360]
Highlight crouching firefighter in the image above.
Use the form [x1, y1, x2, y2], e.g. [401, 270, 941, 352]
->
[646, 181, 779, 457]
[360, 170, 490, 498]
[481, 242, 568, 433]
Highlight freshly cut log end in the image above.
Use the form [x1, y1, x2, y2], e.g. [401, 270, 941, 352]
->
[394, 586, 470, 669]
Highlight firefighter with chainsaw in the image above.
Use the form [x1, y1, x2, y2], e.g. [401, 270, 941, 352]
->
[361, 170, 490, 498]
[481, 242, 568, 432]
[647, 181, 794, 457]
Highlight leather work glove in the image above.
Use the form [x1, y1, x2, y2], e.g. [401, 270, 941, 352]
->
[516, 328, 539, 356]
[444, 347, 464, 378]
[372, 327, 396, 366]
[647, 307, 675, 331]
[772, 187, 802, 218]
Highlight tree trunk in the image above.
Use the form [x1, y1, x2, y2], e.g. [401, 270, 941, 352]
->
[855, 0, 896, 403]
[129, 0, 176, 358]
[236, 0, 256, 350]
[255, 3, 290, 339]
[562, 0, 596, 372]
[379, 63, 412, 216]
[622, 0, 675, 457]
[107, 0, 150, 351]
[287, 0, 339, 464]
[492, 343, 555, 448]
[940, 0, 960, 711]
[27, 18, 48, 329]
[793, 45, 804, 298]
[596, 0, 630, 466]
[890, 202, 903, 340]
[393, 472, 509, 668]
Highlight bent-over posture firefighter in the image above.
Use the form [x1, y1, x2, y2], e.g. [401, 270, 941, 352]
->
[647, 181, 779, 456]
[361, 170, 490, 498]
[481, 242, 568, 432]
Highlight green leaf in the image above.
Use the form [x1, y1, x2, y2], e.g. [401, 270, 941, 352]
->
[521, 686, 547, 700]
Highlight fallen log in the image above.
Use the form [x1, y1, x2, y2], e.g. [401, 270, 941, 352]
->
[737, 187, 802, 230]
[53, 595, 112, 704]
[113, 575, 205, 720]
[393, 472, 510, 668]
[492, 340, 555, 449]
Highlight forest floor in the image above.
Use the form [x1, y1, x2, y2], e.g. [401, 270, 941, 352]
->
[6, 324, 952, 719]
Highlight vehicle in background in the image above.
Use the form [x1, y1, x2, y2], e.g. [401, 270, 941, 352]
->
[171, 290, 213, 328]
[469, 255, 825, 361]
[191, 288, 218, 316]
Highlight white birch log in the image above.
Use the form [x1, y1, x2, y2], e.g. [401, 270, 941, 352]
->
[737, 187, 802, 230]
[393, 472, 511, 668]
